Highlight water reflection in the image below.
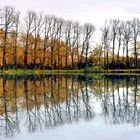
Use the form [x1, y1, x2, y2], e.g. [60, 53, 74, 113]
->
[103, 75, 140, 125]
[0, 74, 140, 137]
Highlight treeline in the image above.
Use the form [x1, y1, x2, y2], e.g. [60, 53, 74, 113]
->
[0, 6, 95, 70]
[1, 6, 140, 70]
[100, 19, 140, 69]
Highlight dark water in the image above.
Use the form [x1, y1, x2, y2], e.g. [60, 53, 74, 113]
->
[0, 74, 140, 140]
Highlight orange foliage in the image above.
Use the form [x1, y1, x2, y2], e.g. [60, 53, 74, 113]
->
[0, 30, 80, 69]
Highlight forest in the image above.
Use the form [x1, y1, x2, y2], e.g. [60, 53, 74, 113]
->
[0, 6, 140, 70]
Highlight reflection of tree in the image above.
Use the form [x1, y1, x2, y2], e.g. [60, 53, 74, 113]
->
[0, 75, 94, 137]
[1, 74, 140, 138]
[102, 75, 140, 125]
[81, 77, 94, 120]
[0, 76, 19, 137]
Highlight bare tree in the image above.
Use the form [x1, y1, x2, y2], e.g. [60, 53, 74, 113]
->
[82, 23, 95, 68]
[74, 23, 82, 69]
[42, 15, 53, 69]
[24, 11, 36, 70]
[64, 20, 72, 69]
[111, 19, 119, 64]
[70, 22, 82, 69]
[101, 21, 111, 69]
[116, 21, 123, 64]
[49, 16, 57, 69]
[33, 13, 44, 69]
[123, 21, 132, 68]
[131, 18, 140, 68]
[12, 11, 20, 70]
[55, 18, 64, 69]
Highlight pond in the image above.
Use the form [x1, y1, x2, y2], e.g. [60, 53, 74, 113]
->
[0, 74, 140, 140]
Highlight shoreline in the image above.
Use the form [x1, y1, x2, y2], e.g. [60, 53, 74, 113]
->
[0, 69, 140, 75]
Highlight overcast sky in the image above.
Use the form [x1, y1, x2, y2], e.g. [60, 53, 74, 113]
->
[0, 0, 140, 41]
[1, 0, 140, 26]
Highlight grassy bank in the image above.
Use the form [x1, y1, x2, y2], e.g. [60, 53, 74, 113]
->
[0, 67, 140, 75]
[0, 69, 86, 75]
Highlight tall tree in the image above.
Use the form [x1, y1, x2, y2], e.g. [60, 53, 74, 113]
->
[83, 23, 95, 68]
[24, 11, 36, 70]
[70, 22, 81, 69]
[0, 6, 14, 70]
[111, 20, 119, 64]
[12, 11, 20, 70]
[101, 21, 111, 69]
[123, 21, 132, 68]
[74, 23, 82, 69]
[55, 18, 64, 69]
[64, 21, 72, 69]
[116, 21, 123, 64]
[131, 18, 140, 68]
[43, 15, 53, 69]
[49, 16, 57, 69]
[33, 13, 44, 69]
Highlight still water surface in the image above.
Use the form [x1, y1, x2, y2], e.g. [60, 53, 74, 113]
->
[0, 74, 140, 140]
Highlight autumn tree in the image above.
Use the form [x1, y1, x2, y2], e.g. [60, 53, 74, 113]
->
[53, 18, 64, 69]
[90, 43, 103, 66]
[42, 15, 53, 69]
[33, 13, 44, 69]
[0, 6, 15, 70]
[64, 20, 72, 69]
[49, 16, 58, 69]
[131, 18, 140, 68]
